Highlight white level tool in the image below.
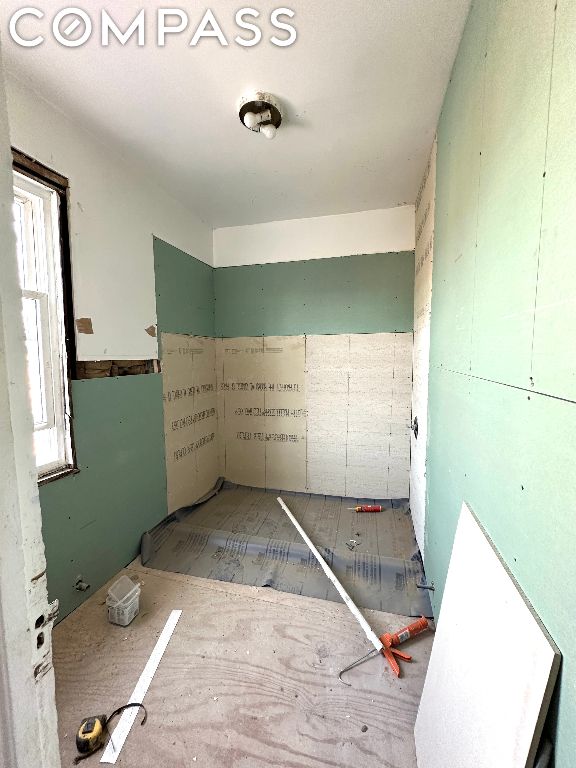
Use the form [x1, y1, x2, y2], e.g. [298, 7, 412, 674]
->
[101, 609, 182, 764]
[277, 497, 383, 652]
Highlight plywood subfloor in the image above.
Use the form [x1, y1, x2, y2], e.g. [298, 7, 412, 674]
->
[53, 560, 432, 768]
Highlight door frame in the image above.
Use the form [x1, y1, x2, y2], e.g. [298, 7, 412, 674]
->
[0, 50, 61, 768]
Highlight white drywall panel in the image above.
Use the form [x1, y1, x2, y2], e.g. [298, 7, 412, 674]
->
[6, 75, 212, 361]
[162, 333, 219, 513]
[216, 336, 307, 491]
[164, 333, 414, 501]
[306, 332, 412, 499]
[410, 140, 436, 555]
[214, 333, 412, 498]
[213, 206, 415, 267]
[305, 334, 349, 496]
[415, 502, 560, 768]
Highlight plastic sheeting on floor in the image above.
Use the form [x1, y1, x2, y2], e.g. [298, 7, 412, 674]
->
[141, 483, 432, 617]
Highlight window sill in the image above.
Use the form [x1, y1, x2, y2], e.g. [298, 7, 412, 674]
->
[38, 466, 79, 486]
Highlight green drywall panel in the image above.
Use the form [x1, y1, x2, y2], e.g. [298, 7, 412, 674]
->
[154, 236, 215, 337]
[430, 0, 490, 373]
[427, 368, 576, 616]
[39, 375, 167, 620]
[428, 1, 575, 764]
[532, 0, 576, 401]
[471, 0, 554, 387]
[214, 252, 414, 337]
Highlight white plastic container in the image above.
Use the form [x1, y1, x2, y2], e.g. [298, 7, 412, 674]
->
[106, 575, 140, 626]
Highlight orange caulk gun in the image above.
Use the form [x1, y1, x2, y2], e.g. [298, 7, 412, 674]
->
[277, 496, 431, 687]
[338, 616, 430, 685]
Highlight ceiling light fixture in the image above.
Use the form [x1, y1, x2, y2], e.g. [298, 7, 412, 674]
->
[238, 91, 282, 140]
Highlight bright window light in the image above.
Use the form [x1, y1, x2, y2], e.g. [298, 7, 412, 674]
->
[13, 171, 73, 476]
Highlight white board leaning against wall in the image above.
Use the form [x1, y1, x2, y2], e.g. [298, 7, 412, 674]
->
[415, 502, 560, 768]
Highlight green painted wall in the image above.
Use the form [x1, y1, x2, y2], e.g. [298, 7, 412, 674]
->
[214, 252, 414, 337]
[153, 240, 414, 338]
[427, 1, 576, 764]
[39, 238, 215, 622]
[39, 375, 167, 619]
[154, 236, 215, 336]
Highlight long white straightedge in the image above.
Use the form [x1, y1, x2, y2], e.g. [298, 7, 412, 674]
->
[101, 609, 182, 764]
[277, 497, 382, 652]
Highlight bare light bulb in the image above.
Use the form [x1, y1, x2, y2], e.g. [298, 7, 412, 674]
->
[243, 111, 259, 129]
[260, 123, 277, 140]
[243, 108, 273, 131]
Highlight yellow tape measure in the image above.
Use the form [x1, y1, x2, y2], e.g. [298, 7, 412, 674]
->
[75, 715, 108, 762]
[75, 703, 147, 764]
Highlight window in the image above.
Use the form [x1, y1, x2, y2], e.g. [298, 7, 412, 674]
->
[12, 151, 76, 479]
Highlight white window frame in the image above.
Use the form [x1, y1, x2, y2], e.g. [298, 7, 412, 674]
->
[13, 169, 73, 478]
